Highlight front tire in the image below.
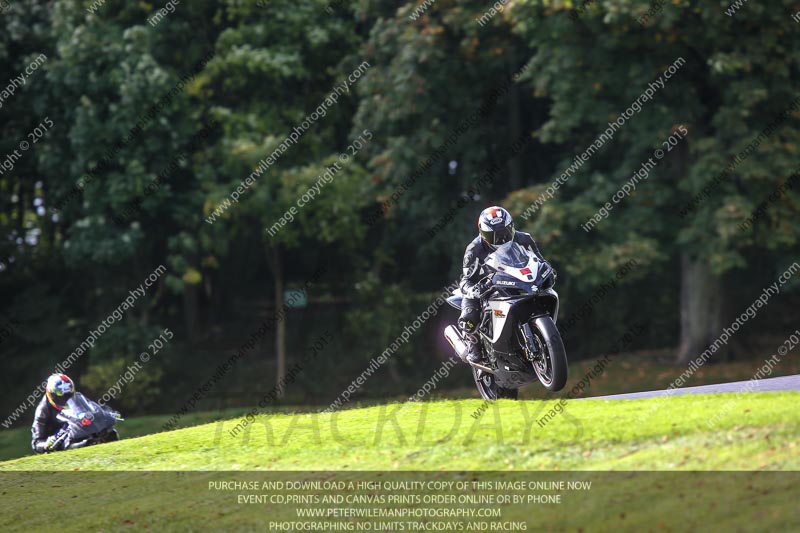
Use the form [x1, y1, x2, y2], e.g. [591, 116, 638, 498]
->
[104, 429, 120, 442]
[529, 316, 568, 391]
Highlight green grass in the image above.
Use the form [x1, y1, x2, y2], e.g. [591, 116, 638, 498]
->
[0, 406, 253, 462]
[4, 351, 795, 464]
[0, 394, 796, 532]
[1, 393, 797, 471]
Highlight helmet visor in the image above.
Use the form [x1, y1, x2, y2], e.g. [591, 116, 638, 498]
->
[48, 390, 73, 408]
[482, 224, 515, 246]
[56, 391, 74, 406]
[493, 225, 515, 245]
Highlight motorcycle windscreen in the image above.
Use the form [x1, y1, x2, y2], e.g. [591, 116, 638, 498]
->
[487, 241, 530, 268]
[61, 392, 116, 440]
[446, 294, 463, 309]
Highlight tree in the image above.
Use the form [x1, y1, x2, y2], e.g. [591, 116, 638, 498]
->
[506, 0, 800, 363]
[351, 0, 552, 288]
[196, 0, 368, 393]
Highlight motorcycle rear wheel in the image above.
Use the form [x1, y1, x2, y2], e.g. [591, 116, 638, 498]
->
[472, 368, 519, 400]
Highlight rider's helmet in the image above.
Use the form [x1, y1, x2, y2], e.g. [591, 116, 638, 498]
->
[45, 373, 75, 410]
[478, 206, 515, 248]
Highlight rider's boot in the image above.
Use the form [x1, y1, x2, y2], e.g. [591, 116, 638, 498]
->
[458, 311, 484, 365]
[463, 332, 484, 365]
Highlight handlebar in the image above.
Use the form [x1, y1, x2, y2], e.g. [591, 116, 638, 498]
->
[477, 274, 495, 299]
[66, 439, 94, 450]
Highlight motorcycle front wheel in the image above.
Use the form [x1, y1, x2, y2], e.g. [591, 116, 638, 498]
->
[528, 315, 568, 391]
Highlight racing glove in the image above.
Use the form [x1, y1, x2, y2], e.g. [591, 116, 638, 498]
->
[464, 279, 491, 299]
[45, 433, 65, 452]
[463, 285, 480, 299]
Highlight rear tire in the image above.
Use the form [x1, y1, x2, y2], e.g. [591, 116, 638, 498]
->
[497, 386, 519, 400]
[472, 368, 519, 400]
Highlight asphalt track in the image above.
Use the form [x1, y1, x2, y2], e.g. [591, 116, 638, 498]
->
[587, 374, 800, 400]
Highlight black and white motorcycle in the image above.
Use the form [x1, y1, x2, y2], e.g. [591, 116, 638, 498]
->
[49, 392, 123, 451]
[444, 241, 568, 399]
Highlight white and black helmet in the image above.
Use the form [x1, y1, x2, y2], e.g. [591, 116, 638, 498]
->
[478, 206, 515, 248]
[45, 373, 75, 409]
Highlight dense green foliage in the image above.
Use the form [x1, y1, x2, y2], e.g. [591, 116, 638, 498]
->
[1, 0, 798, 422]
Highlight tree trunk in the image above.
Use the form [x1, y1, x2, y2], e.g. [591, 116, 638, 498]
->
[270, 246, 287, 398]
[183, 282, 198, 339]
[675, 254, 724, 365]
[507, 80, 523, 190]
[183, 253, 200, 338]
[671, 125, 727, 366]
[15, 179, 25, 241]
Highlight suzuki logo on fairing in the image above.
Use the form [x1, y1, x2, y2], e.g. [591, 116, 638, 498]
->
[496, 280, 515, 286]
[493, 310, 505, 317]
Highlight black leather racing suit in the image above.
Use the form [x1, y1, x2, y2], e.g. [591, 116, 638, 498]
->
[458, 231, 546, 338]
[31, 396, 63, 453]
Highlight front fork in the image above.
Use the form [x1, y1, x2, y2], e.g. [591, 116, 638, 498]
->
[519, 322, 540, 362]
[475, 308, 494, 363]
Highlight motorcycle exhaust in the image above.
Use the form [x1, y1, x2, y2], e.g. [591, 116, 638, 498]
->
[444, 326, 494, 373]
[444, 325, 468, 360]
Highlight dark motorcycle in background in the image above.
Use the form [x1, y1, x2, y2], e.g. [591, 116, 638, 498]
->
[445, 241, 568, 400]
[50, 392, 123, 451]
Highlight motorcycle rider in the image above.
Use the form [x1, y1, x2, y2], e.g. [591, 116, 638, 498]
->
[459, 206, 552, 364]
[31, 373, 75, 453]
